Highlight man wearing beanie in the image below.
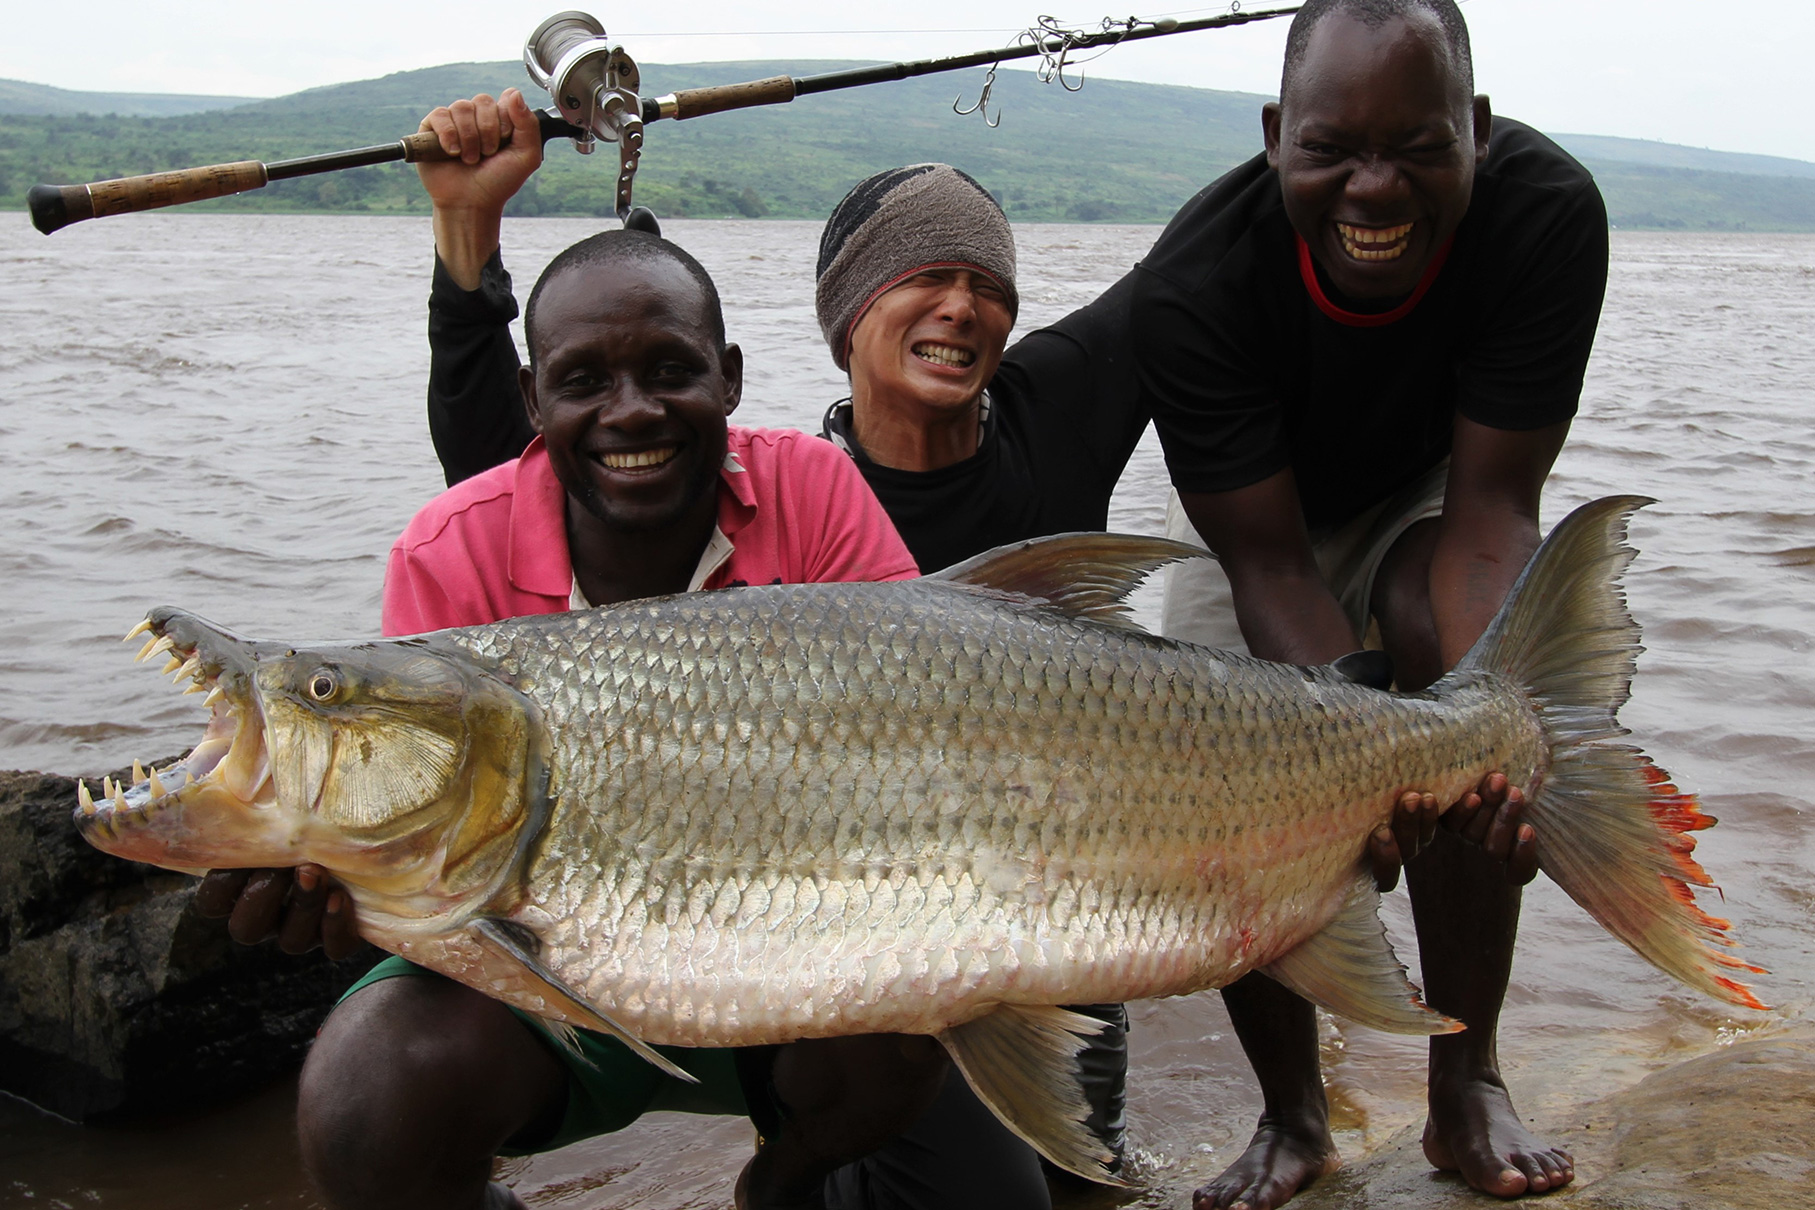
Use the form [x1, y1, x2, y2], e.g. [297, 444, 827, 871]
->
[811, 163, 1149, 575]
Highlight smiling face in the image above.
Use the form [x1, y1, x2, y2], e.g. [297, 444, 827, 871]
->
[521, 256, 742, 537]
[1264, 9, 1491, 301]
[847, 266, 1014, 421]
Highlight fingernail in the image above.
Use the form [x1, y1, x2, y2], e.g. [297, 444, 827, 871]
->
[297, 866, 318, 891]
[326, 891, 343, 914]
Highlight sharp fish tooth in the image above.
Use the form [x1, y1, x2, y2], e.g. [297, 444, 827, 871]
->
[176, 657, 200, 682]
[78, 780, 94, 811]
[103, 776, 115, 798]
[124, 619, 153, 642]
[161, 656, 183, 675]
[148, 769, 167, 798]
[112, 783, 128, 810]
[204, 685, 225, 709]
[183, 682, 206, 695]
[143, 635, 176, 663]
[132, 759, 146, 784]
[136, 635, 161, 663]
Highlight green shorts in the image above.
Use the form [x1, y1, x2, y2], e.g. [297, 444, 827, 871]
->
[341, 956, 751, 1154]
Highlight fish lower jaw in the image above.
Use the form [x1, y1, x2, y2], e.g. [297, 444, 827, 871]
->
[83, 615, 277, 843]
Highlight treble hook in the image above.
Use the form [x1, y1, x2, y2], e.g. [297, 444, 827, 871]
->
[953, 60, 1002, 127]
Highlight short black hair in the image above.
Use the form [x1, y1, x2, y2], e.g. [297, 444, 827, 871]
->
[523, 229, 727, 368]
[1281, 0, 1474, 100]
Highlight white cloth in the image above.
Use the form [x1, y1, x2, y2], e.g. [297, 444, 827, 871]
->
[1159, 459, 1451, 653]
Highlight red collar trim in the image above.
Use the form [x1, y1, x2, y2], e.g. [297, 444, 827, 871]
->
[1296, 234, 1452, 328]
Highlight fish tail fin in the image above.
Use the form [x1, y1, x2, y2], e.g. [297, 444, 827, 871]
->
[1457, 495, 1766, 1010]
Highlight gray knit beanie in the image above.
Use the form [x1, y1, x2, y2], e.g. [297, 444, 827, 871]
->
[815, 164, 1019, 371]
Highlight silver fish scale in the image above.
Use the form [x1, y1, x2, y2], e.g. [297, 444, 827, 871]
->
[446, 582, 1544, 1048]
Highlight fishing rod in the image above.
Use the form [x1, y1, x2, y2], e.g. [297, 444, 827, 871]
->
[28, 5, 1299, 237]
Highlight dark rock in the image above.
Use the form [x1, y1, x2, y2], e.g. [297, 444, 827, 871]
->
[0, 766, 378, 1122]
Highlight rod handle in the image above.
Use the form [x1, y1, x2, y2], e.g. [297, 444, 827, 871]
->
[31, 161, 268, 235]
[664, 76, 797, 121]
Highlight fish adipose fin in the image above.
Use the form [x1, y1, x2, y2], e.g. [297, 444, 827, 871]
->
[930, 532, 1206, 633]
[938, 1004, 1123, 1185]
[1457, 495, 1767, 1010]
[470, 918, 701, 1084]
[1261, 876, 1462, 1035]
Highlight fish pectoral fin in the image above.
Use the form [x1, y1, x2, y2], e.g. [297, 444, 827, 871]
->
[469, 918, 699, 1085]
[937, 1004, 1124, 1185]
[1260, 877, 1464, 1036]
[928, 533, 1207, 633]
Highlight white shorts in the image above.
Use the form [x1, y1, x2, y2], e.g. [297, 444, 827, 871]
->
[1158, 460, 1451, 654]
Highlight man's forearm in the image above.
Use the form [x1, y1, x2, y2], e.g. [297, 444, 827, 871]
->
[1227, 563, 1361, 666]
[433, 206, 504, 293]
[1427, 509, 1541, 670]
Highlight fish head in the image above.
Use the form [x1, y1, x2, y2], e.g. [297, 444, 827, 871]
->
[79, 607, 548, 920]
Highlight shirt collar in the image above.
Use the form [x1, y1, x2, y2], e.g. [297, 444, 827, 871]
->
[820, 393, 993, 465]
[1296, 233, 1454, 328]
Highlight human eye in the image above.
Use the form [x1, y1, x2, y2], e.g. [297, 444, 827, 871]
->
[649, 358, 701, 385]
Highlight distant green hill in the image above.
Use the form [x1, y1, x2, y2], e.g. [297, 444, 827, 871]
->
[0, 77, 261, 118]
[5, 61, 1815, 229]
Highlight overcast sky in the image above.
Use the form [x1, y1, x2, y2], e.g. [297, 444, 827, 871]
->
[5, 1, 1809, 162]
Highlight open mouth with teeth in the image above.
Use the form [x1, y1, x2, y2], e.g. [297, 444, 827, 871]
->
[912, 342, 975, 369]
[1336, 221, 1415, 262]
[598, 445, 679, 471]
[73, 608, 277, 870]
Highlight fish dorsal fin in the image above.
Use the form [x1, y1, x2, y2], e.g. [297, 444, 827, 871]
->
[470, 918, 699, 1085]
[937, 1004, 1123, 1185]
[929, 533, 1207, 633]
[1260, 878, 1463, 1036]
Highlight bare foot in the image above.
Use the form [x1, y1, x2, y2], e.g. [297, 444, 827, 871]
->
[1422, 1073, 1574, 1197]
[1193, 1120, 1340, 1210]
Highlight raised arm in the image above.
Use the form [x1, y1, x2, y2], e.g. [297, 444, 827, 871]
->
[417, 89, 543, 485]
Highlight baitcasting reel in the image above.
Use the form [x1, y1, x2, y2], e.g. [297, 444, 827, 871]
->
[524, 10, 659, 231]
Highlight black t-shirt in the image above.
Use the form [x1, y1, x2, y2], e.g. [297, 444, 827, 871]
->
[820, 271, 1150, 573]
[422, 254, 1152, 577]
[1134, 118, 1608, 530]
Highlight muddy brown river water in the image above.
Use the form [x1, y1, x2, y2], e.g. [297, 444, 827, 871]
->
[1, 214, 1810, 1207]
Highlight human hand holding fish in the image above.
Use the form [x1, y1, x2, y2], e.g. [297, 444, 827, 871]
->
[193, 862, 362, 960]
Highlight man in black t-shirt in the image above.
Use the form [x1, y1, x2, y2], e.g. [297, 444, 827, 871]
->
[1134, 1, 1605, 1207]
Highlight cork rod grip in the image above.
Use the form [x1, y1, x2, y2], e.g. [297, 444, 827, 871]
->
[668, 76, 797, 120]
[30, 161, 268, 235]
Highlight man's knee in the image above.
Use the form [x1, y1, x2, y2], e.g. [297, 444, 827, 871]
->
[299, 975, 566, 1204]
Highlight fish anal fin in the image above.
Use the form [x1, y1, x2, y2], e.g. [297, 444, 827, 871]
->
[470, 918, 699, 1085]
[929, 533, 1206, 633]
[1261, 878, 1463, 1036]
[937, 1004, 1123, 1185]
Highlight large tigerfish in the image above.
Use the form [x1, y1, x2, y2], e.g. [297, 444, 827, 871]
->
[76, 496, 1761, 1179]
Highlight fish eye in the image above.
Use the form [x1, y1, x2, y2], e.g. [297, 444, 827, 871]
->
[307, 670, 339, 701]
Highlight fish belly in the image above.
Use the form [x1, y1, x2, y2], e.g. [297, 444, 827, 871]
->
[455, 582, 1543, 1047]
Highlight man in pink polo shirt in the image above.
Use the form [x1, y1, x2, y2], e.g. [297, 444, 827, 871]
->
[205, 229, 925, 1210]
[384, 230, 915, 636]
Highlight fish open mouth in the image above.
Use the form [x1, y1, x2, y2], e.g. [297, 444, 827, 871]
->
[75, 610, 274, 848]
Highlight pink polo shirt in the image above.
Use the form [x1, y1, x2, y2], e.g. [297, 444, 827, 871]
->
[382, 427, 919, 636]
